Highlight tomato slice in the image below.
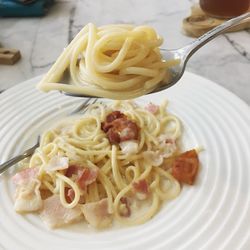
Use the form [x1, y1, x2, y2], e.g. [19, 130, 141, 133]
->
[172, 149, 199, 185]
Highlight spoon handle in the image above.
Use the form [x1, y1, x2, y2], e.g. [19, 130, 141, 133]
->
[182, 12, 250, 61]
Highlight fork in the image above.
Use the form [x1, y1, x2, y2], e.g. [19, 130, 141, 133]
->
[61, 12, 250, 98]
[0, 97, 98, 175]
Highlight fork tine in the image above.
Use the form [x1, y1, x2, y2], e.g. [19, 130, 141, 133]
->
[70, 97, 92, 115]
[91, 97, 98, 106]
[79, 97, 99, 114]
[86, 97, 98, 108]
[0, 98, 99, 175]
[70, 97, 99, 115]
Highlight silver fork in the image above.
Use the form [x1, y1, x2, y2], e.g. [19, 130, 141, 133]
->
[61, 12, 250, 98]
[0, 97, 98, 175]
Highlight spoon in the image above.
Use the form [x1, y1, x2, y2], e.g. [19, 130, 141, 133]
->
[63, 12, 250, 98]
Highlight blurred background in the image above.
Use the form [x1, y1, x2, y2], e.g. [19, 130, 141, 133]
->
[0, 0, 249, 103]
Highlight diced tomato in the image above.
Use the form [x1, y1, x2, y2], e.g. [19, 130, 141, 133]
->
[172, 149, 199, 185]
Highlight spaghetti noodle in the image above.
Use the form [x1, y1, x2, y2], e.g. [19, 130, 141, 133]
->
[37, 24, 179, 99]
[12, 100, 199, 228]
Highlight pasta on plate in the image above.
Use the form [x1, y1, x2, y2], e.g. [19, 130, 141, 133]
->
[12, 100, 199, 229]
[37, 23, 179, 99]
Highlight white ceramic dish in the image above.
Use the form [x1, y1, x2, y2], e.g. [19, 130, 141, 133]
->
[0, 72, 250, 250]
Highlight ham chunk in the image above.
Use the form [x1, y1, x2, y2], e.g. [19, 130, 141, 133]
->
[81, 198, 112, 228]
[172, 149, 199, 185]
[101, 111, 140, 144]
[40, 195, 82, 228]
[14, 179, 43, 213]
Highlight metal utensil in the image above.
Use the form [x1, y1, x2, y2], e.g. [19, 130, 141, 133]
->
[0, 97, 98, 175]
[0, 137, 40, 175]
[62, 12, 250, 98]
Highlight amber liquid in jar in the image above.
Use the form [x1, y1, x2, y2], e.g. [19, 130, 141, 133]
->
[200, 0, 250, 18]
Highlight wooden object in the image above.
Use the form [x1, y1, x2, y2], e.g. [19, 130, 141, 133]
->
[182, 4, 250, 37]
[0, 48, 21, 65]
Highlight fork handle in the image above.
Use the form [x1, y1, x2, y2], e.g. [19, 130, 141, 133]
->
[0, 144, 38, 175]
[181, 12, 250, 62]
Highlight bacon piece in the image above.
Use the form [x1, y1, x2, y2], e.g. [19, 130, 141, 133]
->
[77, 168, 98, 190]
[101, 111, 125, 132]
[14, 179, 43, 213]
[117, 119, 139, 141]
[40, 189, 52, 200]
[65, 187, 75, 203]
[12, 167, 42, 212]
[145, 103, 159, 114]
[101, 122, 113, 133]
[101, 111, 140, 144]
[119, 140, 139, 155]
[133, 179, 149, 194]
[40, 195, 82, 228]
[65, 165, 79, 177]
[12, 167, 39, 186]
[172, 149, 199, 185]
[44, 156, 69, 172]
[119, 197, 131, 217]
[165, 138, 174, 144]
[106, 128, 121, 144]
[106, 111, 125, 123]
[65, 188, 85, 204]
[81, 198, 112, 228]
[133, 179, 149, 200]
[106, 117, 139, 144]
[65, 165, 98, 190]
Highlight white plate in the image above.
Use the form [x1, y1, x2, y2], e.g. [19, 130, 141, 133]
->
[0, 72, 250, 250]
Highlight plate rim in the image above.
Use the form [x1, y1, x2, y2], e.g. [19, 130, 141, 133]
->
[0, 71, 250, 250]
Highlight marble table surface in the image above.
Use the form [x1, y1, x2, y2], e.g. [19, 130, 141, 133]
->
[0, 0, 249, 105]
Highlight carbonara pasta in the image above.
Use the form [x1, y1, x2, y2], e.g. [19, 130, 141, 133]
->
[12, 100, 199, 229]
[37, 24, 179, 100]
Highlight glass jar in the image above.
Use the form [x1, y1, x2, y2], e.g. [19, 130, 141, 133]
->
[200, 0, 250, 18]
